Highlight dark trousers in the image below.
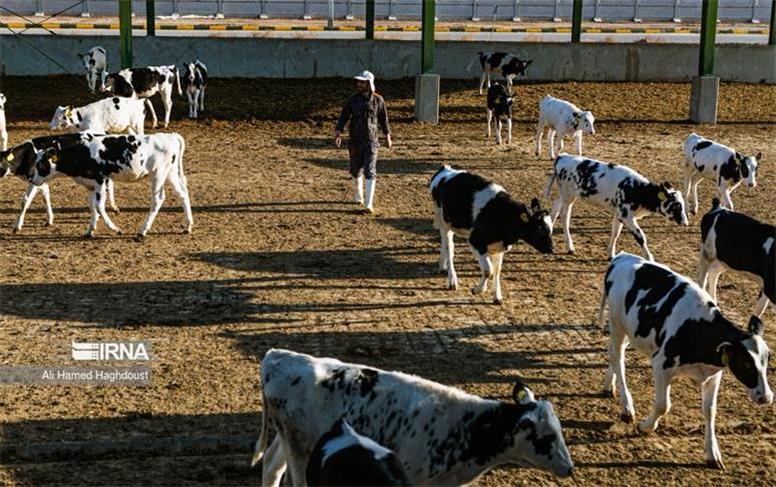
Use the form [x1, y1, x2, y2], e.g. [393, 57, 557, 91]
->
[348, 142, 378, 180]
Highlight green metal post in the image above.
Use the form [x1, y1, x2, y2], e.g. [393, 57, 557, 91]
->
[571, 0, 583, 43]
[146, 0, 155, 36]
[421, 0, 435, 74]
[769, 0, 775, 46]
[698, 0, 718, 76]
[119, 0, 133, 68]
[366, 0, 374, 39]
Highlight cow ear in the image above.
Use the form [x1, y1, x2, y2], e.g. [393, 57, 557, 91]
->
[755, 152, 762, 162]
[717, 342, 731, 367]
[530, 197, 541, 212]
[748, 316, 764, 336]
[77, 53, 84, 58]
[662, 181, 673, 190]
[572, 112, 581, 120]
[512, 381, 535, 405]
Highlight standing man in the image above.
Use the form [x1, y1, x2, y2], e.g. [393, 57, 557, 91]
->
[334, 70, 392, 214]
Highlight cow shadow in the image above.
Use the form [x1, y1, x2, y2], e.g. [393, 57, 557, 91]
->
[304, 157, 441, 175]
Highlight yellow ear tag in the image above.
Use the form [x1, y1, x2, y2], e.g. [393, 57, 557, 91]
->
[50, 154, 58, 163]
[721, 351, 729, 366]
[520, 213, 529, 223]
[658, 192, 667, 202]
[6, 153, 14, 161]
[517, 389, 527, 401]
[65, 108, 73, 118]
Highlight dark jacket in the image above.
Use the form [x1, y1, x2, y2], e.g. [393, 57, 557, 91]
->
[335, 92, 390, 146]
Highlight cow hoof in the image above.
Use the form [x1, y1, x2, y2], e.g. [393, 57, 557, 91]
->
[112, 207, 121, 214]
[448, 283, 458, 291]
[706, 459, 725, 470]
[12, 227, 20, 234]
[493, 298, 503, 305]
[567, 250, 576, 255]
[46, 221, 53, 227]
[619, 412, 633, 424]
[85, 232, 95, 239]
[134, 234, 146, 242]
[114, 228, 123, 235]
[184, 226, 193, 235]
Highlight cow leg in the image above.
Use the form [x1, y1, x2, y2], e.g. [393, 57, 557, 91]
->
[561, 201, 576, 254]
[485, 109, 492, 138]
[548, 129, 557, 159]
[754, 292, 771, 318]
[506, 118, 512, 144]
[706, 261, 724, 303]
[85, 192, 100, 237]
[167, 166, 194, 234]
[607, 216, 624, 260]
[470, 250, 493, 296]
[557, 134, 565, 154]
[138, 178, 166, 237]
[684, 170, 697, 214]
[491, 252, 505, 304]
[444, 229, 458, 290]
[95, 184, 122, 234]
[623, 218, 653, 261]
[144, 99, 158, 128]
[535, 124, 544, 158]
[478, 72, 487, 95]
[697, 253, 712, 290]
[701, 372, 724, 469]
[610, 328, 635, 422]
[575, 132, 583, 155]
[40, 183, 54, 226]
[720, 185, 735, 211]
[107, 179, 119, 213]
[262, 437, 288, 487]
[505, 75, 514, 93]
[438, 225, 448, 271]
[496, 119, 503, 145]
[199, 86, 206, 112]
[14, 183, 40, 233]
[638, 367, 672, 433]
[161, 89, 173, 128]
[186, 91, 195, 118]
[486, 72, 492, 89]
[549, 195, 563, 227]
[691, 178, 701, 213]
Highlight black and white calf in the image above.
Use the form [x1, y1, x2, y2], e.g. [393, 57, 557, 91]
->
[26, 133, 192, 238]
[535, 95, 595, 160]
[485, 83, 513, 145]
[599, 253, 772, 469]
[0, 93, 7, 151]
[49, 96, 145, 135]
[698, 198, 775, 318]
[100, 66, 182, 128]
[252, 349, 574, 486]
[467, 52, 532, 95]
[545, 155, 688, 260]
[182, 60, 208, 119]
[78, 46, 107, 94]
[306, 418, 409, 486]
[0, 134, 114, 232]
[683, 133, 762, 212]
[430, 166, 553, 304]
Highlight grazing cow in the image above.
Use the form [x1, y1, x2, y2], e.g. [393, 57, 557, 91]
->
[467, 52, 532, 95]
[182, 60, 208, 119]
[100, 66, 182, 128]
[430, 166, 553, 304]
[306, 418, 409, 486]
[683, 133, 762, 212]
[252, 349, 574, 486]
[26, 133, 192, 238]
[78, 46, 107, 94]
[0, 93, 7, 151]
[0, 134, 117, 232]
[485, 83, 513, 145]
[698, 198, 775, 318]
[49, 96, 145, 135]
[545, 155, 688, 260]
[535, 95, 595, 160]
[599, 253, 772, 469]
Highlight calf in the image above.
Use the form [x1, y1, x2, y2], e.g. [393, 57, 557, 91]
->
[545, 155, 688, 260]
[0, 134, 115, 232]
[430, 166, 553, 304]
[26, 133, 192, 238]
[698, 198, 775, 318]
[100, 66, 182, 128]
[252, 349, 574, 486]
[485, 83, 513, 145]
[0, 93, 7, 151]
[78, 46, 107, 94]
[535, 95, 595, 160]
[182, 60, 208, 119]
[467, 52, 532, 95]
[49, 96, 145, 135]
[683, 133, 762, 212]
[306, 418, 409, 486]
[599, 252, 772, 469]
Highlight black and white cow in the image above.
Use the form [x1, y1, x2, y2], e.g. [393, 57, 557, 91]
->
[485, 82, 513, 145]
[26, 133, 192, 238]
[100, 66, 182, 128]
[0, 134, 119, 232]
[545, 155, 688, 260]
[683, 133, 762, 212]
[698, 198, 775, 318]
[467, 52, 532, 95]
[49, 96, 145, 135]
[599, 253, 772, 469]
[430, 166, 553, 304]
[252, 349, 574, 486]
[306, 418, 409, 486]
[77, 46, 107, 94]
[182, 60, 208, 119]
[535, 95, 596, 160]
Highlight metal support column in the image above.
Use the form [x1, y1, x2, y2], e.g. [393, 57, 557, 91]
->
[770, 0, 776, 45]
[699, 0, 718, 76]
[366, 0, 375, 39]
[513, 0, 520, 21]
[571, 0, 583, 43]
[690, 0, 720, 124]
[421, 0, 435, 73]
[119, 0, 133, 68]
[146, 0, 155, 36]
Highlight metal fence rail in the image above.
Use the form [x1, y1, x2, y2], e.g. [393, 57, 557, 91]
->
[4, 0, 773, 22]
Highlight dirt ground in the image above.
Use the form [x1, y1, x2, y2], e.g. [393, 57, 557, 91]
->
[0, 76, 774, 486]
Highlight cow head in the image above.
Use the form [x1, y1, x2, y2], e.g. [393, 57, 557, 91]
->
[27, 146, 59, 186]
[572, 110, 595, 135]
[516, 59, 532, 76]
[719, 316, 773, 405]
[99, 71, 114, 93]
[655, 182, 688, 226]
[507, 382, 574, 477]
[77, 52, 91, 71]
[519, 198, 554, 254]
[736, 151, 761, 188]
[1, 141, 35, 179]
[50, 106, 76, 131]
[184, 62, 197, 83]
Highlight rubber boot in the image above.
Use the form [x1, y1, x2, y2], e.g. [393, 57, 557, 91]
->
[354, 175, 364, 204]
[364, 179, 376, 214]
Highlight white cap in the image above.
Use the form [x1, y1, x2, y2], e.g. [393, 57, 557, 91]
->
[354, 70, 375, 92]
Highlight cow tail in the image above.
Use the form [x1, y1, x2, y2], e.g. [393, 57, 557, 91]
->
[543, 173, 556, 200]
[251, 390, 270, 468]
[597, 282, 608, 331]
[175, 133, 186, 182]
[466, 52, 481, 73]
[174, 66, 182, 96]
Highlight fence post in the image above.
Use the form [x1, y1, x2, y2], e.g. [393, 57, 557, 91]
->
[571, 0, 583, 42]
[302, 0, 311, 19]
[512, 0, 520, 21]
[327, 0, 334, 28]
[171, 0, 179, 17]
[388, 0, 396, 20]
[698, 0, 717, 76]
[593, 0, 602, 22]
[471, 0, 480, 21]
[421, 0, 435, 73]
[769, 0, 775, 44]
[690, 0, 719, 124]
[366, 0, 375, 38]
[552, 0, 562, 22]
[633, 0, 642, 22]
[751, 0, 760, 23]
[119, 0, 133, 69]
[146, 0, 155, 36]
[346, 0, 354, 20]
[673, 0, 682, 22]
[216, 0, 224, 18]
[34, 0, 43, 16]
[81, 0, 90, 18]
